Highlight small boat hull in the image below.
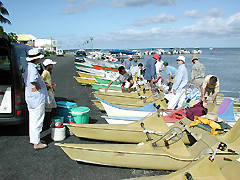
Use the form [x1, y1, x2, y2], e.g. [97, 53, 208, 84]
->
[74, 76, 96, 85]
[65, 113, 186, 143]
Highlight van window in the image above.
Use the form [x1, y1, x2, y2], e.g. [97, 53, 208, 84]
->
[0, 54, 12, 85]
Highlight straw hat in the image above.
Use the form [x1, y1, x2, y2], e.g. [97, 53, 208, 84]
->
[202, 112, 221, 122]
[26, 49, 44, 61]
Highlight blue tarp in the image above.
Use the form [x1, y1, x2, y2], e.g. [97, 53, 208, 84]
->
[109, 50, 136, 54]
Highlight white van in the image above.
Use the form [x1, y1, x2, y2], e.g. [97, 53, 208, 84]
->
[56, 49, 64, 56]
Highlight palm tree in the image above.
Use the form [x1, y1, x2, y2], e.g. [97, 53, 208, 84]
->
[0, 1, 11, 24]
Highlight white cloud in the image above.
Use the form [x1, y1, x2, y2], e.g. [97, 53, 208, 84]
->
[110, 0, 176, 8]
[184, 10, 202, 18]
[62, 0, 100, 14]
[184, 8, 225, 19]
[132, 13, 177, 26]
[207, 8, 225, 18]
[59, 12, 240, 49]
[62, 0, 177, 14]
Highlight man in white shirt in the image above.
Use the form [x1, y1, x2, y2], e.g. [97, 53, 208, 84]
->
[166, 56, 188, 109]
[105, 66, 134, 93]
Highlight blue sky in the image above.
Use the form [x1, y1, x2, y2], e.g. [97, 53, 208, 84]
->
[2, 0, 240, 49]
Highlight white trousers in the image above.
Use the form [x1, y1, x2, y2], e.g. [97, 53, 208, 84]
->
[28, 103, 45, 144]
[166, 89, 186, 110]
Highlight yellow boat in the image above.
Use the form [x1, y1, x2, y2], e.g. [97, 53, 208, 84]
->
[56, 118, 240, 170]
[65, 103, 219, 144]
[95, 92, 165, 108]
[64, 112, 176, 143]
[77, 71, 102, 78]
[74, 76, 96, 85]
[130, 156, 240, 180]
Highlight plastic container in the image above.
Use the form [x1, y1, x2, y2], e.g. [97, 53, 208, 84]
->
[70, 106, 90, 124]
[51, 116, 64, 127]
[56, 101, 77, 121]
[51, 126, 66, 141]
[65, 115, 74, 123]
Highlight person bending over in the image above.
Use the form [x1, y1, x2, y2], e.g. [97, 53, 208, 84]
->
[201, 75, 219, 103]
[105, 66, 134, 93]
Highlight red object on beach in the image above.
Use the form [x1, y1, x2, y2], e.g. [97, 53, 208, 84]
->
[163, 108, 186, 123]
[92, 65, 118, 72]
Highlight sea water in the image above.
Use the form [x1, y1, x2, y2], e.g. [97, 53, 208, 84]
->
[136, 48, 240, 97]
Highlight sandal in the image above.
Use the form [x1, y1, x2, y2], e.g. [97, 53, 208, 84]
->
[34, 143, 48, 150]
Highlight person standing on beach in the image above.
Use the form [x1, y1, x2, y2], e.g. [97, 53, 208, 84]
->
[166, 56, 188, 109]
[201, 75, 219, 103]
[24, 49, 49, 150]
[123, 55, 134, 71]
[189, 56, 205, 90]
[41, 59, 57, 128]
[163, 61, 176, 92]
[144, 53, 158, 92]
[105, 66, 134, 93]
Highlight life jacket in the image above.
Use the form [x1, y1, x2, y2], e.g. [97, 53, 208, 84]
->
[189, 116, 223, 135]
[186, 101, 208, 121]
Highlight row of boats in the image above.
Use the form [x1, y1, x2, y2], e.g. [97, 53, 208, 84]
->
[56, 58, 240, 179]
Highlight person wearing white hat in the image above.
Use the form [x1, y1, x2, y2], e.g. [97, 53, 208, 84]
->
[41, 59, 57, 113]
[165, 55, 188, 109]
[24, 48, 49, 150]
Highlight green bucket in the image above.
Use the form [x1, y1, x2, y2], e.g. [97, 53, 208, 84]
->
[70, 106, 90, 124]
[51, 116, 64, 122]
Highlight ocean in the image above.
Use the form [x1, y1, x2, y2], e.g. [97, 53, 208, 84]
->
[137, 48, 240, 97]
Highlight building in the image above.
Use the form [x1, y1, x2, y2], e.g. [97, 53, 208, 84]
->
[34, 38, 57, 52]
[16, 34, 58, 52]
[16, 34, 36, 46]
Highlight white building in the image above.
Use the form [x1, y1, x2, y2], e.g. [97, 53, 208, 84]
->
[16, 34, 58, 52]
[34, 38, 57, 52]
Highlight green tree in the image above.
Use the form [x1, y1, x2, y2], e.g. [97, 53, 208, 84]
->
[0, 1, 11, 24]
[8, 32, 18, 42]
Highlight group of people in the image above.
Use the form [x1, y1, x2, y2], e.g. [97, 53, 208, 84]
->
[106, 53, 220, 110]
[24, 48, 57, 150]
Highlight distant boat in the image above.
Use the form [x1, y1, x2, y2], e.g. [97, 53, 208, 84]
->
[210, 48, 213, 50]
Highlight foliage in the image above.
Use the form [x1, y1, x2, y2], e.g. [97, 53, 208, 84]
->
[44, 50, 56, 57]
[8, 32, 18, 42]
[0, 1, 11, 24]
[0, 25, 3, 34]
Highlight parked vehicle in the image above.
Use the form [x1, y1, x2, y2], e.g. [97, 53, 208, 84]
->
[75, 50, 87, 63]
[56, 49, 64, 56]
[0, 34, 29, 125]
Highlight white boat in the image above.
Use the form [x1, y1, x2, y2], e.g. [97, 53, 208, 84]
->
[102, 116, 145, 124]
[97, 97, 157, 117]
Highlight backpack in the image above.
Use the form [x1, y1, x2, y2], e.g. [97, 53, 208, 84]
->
[186, 101, 208, 121]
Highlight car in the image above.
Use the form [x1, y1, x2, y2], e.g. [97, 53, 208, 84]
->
[0, 33, 29, 125]
[75, 50, 87, 63]
[56, 49, 64, 56]
[75, 54, 86, 63]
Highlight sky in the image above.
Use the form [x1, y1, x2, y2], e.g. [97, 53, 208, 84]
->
[2, 0, 240, 49]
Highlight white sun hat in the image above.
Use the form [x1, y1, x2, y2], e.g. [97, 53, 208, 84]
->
[26, 48, 44, 61]
[128, 55, 133, 59]
[43, 59, 57, 66]
[177, 55, 186, 63]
